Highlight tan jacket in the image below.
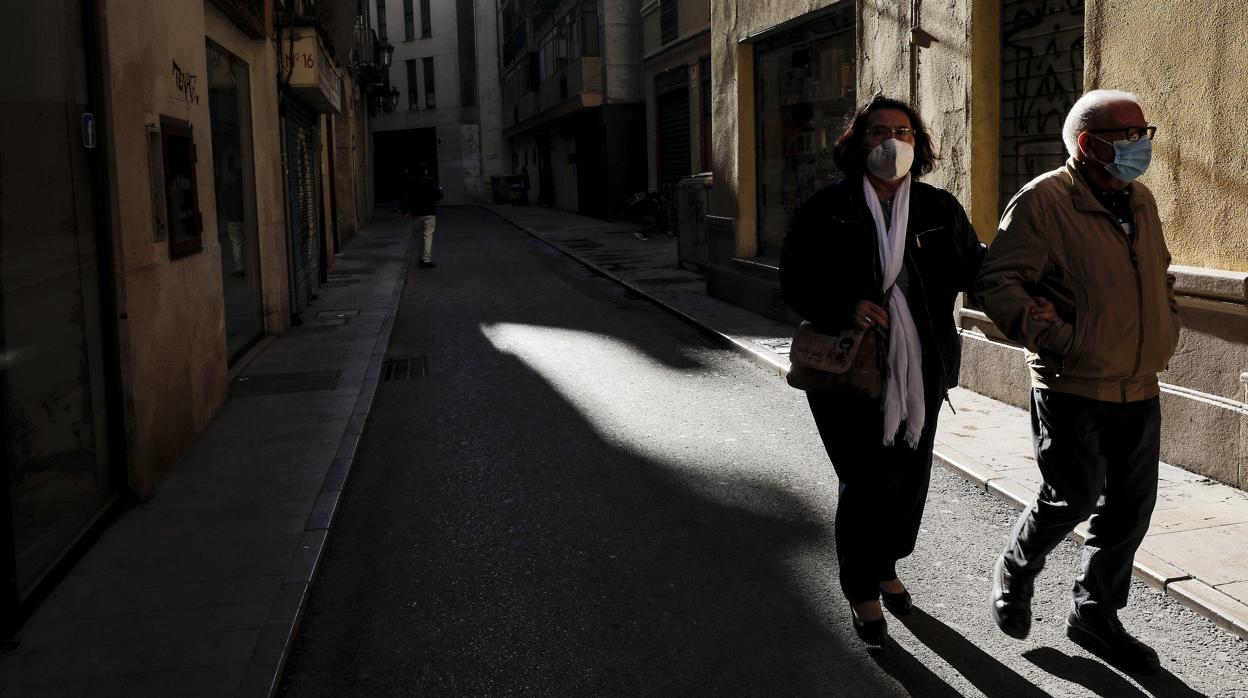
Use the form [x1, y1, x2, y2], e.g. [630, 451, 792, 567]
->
[976, 160, 1181, 402]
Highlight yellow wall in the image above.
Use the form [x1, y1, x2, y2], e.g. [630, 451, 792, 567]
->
[1086, 1, 1248, 272]
[100, 1, 289, 496]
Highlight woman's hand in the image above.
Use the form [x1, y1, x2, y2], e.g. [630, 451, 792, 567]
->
[1030, 296, 1059, 324]
[855, 300, 889, 330]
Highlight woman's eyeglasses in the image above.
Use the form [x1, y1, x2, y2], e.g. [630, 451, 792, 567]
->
[865, 126, 915, 141]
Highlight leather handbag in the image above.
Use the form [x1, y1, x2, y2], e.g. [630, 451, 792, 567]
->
[785, 321, 889, 398]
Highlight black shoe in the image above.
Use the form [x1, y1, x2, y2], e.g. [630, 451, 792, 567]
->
[880, 584, 913, 616]
[1066, 610, 1161, 675]
[991, 556, 1034, 639]
[419, 261, 437, 268]
[851, 605, 888, 648]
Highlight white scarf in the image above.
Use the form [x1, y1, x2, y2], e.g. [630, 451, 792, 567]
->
[862, 174, 925, 447]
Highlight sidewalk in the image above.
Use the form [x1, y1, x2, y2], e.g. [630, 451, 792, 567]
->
[486, 203, 1248, 642]
[0, 213, 412, 695]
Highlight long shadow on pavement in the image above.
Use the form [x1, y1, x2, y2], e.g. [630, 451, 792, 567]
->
[1023, 647, 1207, 698]
[893, 605, 1050, 697]
[278, 208, 1019, 696]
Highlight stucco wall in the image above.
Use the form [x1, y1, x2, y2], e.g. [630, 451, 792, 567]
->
[1085, 2, 1248, 273]
[101, 0, 227, 495]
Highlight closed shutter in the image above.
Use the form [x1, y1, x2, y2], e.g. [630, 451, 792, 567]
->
[1000, 0, 1084, 212]
[655, 67, 690, 186]
[284, 98, 321, 314]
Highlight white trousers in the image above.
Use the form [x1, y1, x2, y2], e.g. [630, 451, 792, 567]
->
[412, 215, 435, 263]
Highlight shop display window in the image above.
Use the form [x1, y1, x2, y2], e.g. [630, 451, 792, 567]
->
[753, 5, 855, 256]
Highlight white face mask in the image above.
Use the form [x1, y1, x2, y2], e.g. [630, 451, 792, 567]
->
[866, 138, 915, 182]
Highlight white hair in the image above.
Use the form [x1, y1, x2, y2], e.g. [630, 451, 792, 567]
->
[1062, 90, 1140, 157]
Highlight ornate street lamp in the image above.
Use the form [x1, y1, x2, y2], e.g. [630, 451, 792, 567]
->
[386, 86, 400, 112]
[377, 36, 394, 70]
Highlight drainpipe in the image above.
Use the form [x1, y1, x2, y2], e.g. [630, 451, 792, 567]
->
[908, 0, 937, 104]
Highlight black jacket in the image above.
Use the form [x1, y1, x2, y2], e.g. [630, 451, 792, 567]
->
[780, 176, 985, 395]
[403, 175, 443, 216]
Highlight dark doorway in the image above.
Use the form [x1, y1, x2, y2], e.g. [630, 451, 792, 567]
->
[373, 128, 438, 211]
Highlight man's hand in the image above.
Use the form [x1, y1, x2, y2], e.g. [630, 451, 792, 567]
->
[1030, 296, 1059, 324]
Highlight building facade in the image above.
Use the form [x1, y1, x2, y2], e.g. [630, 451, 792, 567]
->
[0, 0, 384, 629]
[701, 0, 1248, 490]
[369, 0, 506, 205]
[641, 0, 710, 191]
[499, 0, 646, 219]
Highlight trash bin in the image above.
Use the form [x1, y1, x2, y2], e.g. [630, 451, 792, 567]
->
[676, 172, 713, 269]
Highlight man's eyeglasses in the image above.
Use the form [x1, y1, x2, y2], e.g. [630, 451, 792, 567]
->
[1088, 125, 1157, 142]
[865, 126, 915, 141]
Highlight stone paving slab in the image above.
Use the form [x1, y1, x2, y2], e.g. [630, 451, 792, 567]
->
[487, 203, 1248, 643]
[0, 214, 415, 696]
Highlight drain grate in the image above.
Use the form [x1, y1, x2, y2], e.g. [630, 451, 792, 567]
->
[329, 267, 377, 275]
[233, 370, 342, 396]
[383, 357, 427, 381]
[563, 240, 606, 251]
[638, 276, 698, 286]
[320, 280, 359, 287]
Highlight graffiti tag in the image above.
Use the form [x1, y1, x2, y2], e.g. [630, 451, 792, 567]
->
[172, 60, 200, 105]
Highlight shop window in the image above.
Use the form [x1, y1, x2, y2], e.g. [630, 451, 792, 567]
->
[753, 4, 854, 256]
[160, 117, 203, 258]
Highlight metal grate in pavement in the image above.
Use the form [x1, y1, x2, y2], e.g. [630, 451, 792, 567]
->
[383, 357, 427, 381]
[637, 276, 699, 286]
[561, 239, 605, 250]
[320, 280, 359, 287]
[232, 370, 342, 396]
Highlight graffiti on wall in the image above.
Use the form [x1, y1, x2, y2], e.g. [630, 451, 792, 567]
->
[1000, 0, 1084, 210]
[172, 60, 200, 105]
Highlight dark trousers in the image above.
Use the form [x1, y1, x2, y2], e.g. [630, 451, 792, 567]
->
[807, 387, 942, 604]
[1003, 389, 1160, 616]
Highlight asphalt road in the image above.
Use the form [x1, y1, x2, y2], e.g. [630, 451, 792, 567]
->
[279, 207, 1248, 697]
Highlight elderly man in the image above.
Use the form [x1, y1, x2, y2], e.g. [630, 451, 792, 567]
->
[976, 90, 1180, 674]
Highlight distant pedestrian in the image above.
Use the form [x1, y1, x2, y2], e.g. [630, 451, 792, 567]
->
[782, 96, 1032, 648]
[976, 89, 1179, 674]
[401, 163, 443, 268]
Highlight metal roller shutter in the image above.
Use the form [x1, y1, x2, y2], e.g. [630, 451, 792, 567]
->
[1000, 0, 1084, 212]
[284, 98, 321, 315]
[656, 67, 690, 187]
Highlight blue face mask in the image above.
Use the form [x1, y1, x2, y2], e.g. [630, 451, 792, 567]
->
[1093, 135, 1152, 183]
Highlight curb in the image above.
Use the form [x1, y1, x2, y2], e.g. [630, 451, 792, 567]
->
[238, 230, 416, 697]
[934, 450, 1248, 641]
[488, 206, 1248, 644]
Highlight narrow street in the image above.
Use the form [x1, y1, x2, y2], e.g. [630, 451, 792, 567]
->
[279, 208, 1247, 697]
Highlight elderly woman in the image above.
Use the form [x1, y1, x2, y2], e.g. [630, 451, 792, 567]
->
[781, 96, 1051, 647]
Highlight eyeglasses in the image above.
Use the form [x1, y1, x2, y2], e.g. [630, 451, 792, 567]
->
[1088, 125, 1157, 142]
[865, 126, 915, 141]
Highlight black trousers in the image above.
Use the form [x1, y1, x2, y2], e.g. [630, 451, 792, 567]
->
[1002, 389, 1160, 616]
[807, 386, 943, 604]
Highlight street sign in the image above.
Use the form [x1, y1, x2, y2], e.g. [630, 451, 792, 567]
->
[82, 113, 96, 149]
